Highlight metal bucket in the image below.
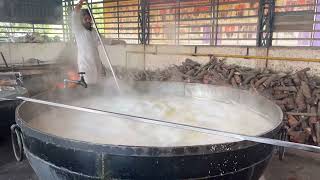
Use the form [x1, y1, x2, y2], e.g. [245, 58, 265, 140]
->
[15, 82, 283, 180]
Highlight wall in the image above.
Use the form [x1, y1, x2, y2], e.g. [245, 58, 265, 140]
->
[0, 42, 76, 65]
[1, 42, 320, 76]
[101, 45, 320, 76]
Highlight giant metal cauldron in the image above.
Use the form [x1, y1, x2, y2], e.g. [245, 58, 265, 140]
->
[15, 82, 283, 180]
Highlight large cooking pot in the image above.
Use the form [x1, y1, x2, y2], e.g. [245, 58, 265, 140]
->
[15, 82, 283, 180]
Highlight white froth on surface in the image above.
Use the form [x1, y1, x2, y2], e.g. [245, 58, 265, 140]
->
[28, 94, 274, 147]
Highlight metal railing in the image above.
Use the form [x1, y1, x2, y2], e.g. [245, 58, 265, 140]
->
[272, 0, 320, 47]
[0, 23, 64, 42]
[0, 0, 319, 47]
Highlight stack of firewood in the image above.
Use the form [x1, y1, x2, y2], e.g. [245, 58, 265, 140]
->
[106, 56, 320, 146]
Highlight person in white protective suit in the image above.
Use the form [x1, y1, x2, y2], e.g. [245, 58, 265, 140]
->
[72, 0, 125, 84]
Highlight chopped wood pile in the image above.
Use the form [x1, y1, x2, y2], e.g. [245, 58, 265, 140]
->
[106, 56, 320, 146]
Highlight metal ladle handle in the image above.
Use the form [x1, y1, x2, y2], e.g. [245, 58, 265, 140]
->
[85, 2, 120, 91]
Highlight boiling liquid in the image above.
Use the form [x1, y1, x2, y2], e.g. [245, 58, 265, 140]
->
[28, 94, 275, 147]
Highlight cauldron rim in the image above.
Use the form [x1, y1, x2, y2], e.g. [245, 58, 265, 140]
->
[16, 82, 283, 157]
[0, 86, 28, 100]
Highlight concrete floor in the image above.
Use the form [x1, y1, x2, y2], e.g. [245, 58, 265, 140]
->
[0, 136, 37, 180]
[0, 135, 319, 180]
[264, 150, 320, 180]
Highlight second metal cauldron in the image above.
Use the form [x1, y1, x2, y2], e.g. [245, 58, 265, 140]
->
[0, 86, 28, 138]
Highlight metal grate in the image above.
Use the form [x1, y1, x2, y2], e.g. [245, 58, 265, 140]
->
[148, 0, 213, 45]
[216, 0, 259, 46]
[147, 0, 259, 46]
[272, 0, 320, 47]
[102, 0, 139, 44]
[0, 0, 320, 47]
[0, 23, 64, 42]
[0, 0, 64, 42]
[0, 4, 67, 43]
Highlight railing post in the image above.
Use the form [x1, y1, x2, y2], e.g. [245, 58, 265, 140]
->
[138, 0, 150, 44]
[256, 0, 275, 47]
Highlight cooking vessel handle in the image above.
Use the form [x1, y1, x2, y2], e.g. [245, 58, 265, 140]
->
[278, 126, 288, 161]
[10, 124, 24, 162]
